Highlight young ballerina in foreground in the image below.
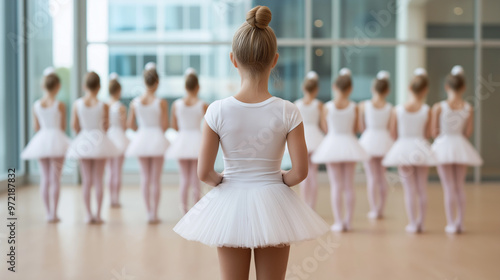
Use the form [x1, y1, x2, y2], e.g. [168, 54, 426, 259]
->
[21, 68, 71, 222]
[294, 71, 325, 209]
[358, 71, 394, 219]
[312, 68, 368, 232]
[67, 72, 120, 223]
[167, 68, 207, 213]
[174, 6, 329, 280]
[382, 68, 436, 233]
[125, 63, 169, 223]
[106, 73, 129, 207]
[431, 65, 482, 233]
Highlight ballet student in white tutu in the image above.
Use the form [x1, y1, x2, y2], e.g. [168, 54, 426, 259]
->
[294, 71, 325, 210]
[21, 68, 70, 222]
[174, 6, 328, 280]
[431, 66, 483, 234]
[126, 63, 169, 223]
[358, 71, 394, 220]
[312, 68, 369, 232]
[167, 68, 208, 213]
[382, 68, 436, 233]
[106, 73, 129, 207]
[67, 72, 120, 223]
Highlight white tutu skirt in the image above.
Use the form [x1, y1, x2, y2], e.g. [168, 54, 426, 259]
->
[432, 135, 483, 166]
[174, 181, 330, 248]
[382, 137, 437, 167]
[126, 127, 169, 157]
[66, 129, 121, 159]
[311, 134, 369, 163]
[107, 127, 130, 155]
[166, 130, 202, 159]
[359, 130, 394, 158]
[21, 129, 71, 159]
[304, 124, 325, 152]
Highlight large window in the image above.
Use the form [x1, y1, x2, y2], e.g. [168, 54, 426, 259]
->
[3, 0, 496, 182]
[0, 0, 21, 179]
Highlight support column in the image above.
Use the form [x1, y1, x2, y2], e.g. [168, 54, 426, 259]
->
[396, 0, 427, 104]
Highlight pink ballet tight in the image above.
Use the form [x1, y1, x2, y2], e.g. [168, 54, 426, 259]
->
[138, 156, 164, 222]
[178, 159, 201, 214]
[38, 157, 64, 222]
[80, 159, 107, 223]
[363, 157, 388, 218]
[300, 154, 319, 209]
[108, 155, 125, 207]
[437, 164, 467, 232]
[326, 162, 356, 231]
[397, 166, 429, 232]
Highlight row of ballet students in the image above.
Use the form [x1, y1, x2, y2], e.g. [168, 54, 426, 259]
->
[21, 63, 482, 233]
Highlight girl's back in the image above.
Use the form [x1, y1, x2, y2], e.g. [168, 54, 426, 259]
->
[205, 96, 301, 184]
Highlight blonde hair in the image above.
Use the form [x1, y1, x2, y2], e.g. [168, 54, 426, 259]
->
[232, 6, 277, 75]
[85, 72, 100, 91]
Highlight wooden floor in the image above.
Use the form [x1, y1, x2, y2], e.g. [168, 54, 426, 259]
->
[1, 179, 499, 280]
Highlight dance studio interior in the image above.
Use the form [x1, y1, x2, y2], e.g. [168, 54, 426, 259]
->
[1, 0, 500, 279]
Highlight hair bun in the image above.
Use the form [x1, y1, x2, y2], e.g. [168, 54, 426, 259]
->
[451, 65, 464, 76]
[184, 67, 197, 76]
[145, 62, 157, 71]
[246, 6, 272, 29]
[306, 71, 319, 80]
[339, 68, 351, 77]
[43, 67, 55, 76]
[414, 67, 427, 76]
[376, 70, 390, 80]
[109, 72, 119, 80]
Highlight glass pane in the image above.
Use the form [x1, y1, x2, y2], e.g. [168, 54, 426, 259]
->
[165, 55, 184, 76]
[165, 6, 183, 30]
[426, 0, 475, 39]
[271, 47, 305, 101]
[482, 0, 500, 39]
[140, 6, 157, 31]
[1, 0, 21, 178]
[311, 47, 397, 104]
[26, 0, 74, 177]
[253, 0, 305, 38]
[312, 0, 333, 38]
[109, 54, 138, 76]
[188, 6, 201, 30]
[339, 0, 396, 39]
[481, 48, 500, 178]
[109, 4, 136, 32]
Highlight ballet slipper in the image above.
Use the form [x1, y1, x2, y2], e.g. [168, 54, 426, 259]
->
[111, 202, 121, 208]
[85, 216, 95, 224]
[367, 211, 379, 220]
[331, 223, 344, 232]
[445, 224, 458, 234]
[47, 216, 60, 223]
[405, 224, 418, 233]
[93, 217, 104, 224]
[343, 222, 351, 232]
[148, 217, 161, 224]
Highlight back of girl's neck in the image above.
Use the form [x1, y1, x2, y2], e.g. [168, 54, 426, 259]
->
[446, 92, 462, 102]
[83, 91, 98, 99]
[42, 92, 57, 101]
[303, 93, 315, 103]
